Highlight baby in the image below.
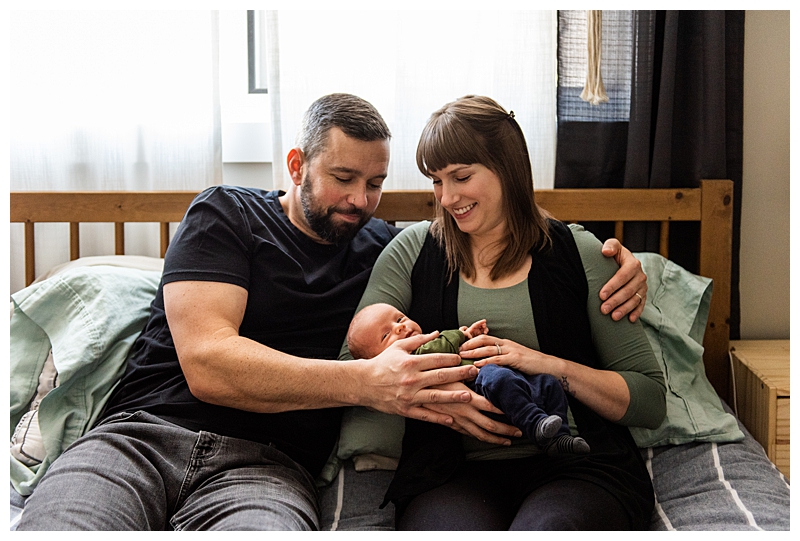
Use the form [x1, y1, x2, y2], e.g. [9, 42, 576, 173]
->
[347, 303, 590, 455]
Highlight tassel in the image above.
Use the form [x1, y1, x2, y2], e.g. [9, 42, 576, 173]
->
[580, 10, 609, 106]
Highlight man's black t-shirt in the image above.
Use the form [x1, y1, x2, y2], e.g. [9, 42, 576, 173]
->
[102, 186, 400, 477]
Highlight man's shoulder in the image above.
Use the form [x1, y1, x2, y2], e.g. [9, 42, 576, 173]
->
[357, 217, 403, 245]
[185, 185, 282, 223]
[195, 184, 278, 206]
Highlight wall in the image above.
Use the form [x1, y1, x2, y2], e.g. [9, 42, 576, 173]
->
[739, 10, 790, 339]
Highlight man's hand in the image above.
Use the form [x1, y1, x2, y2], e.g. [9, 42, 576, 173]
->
[599, 239, 648, 322]
[422, 382, 521, 445]
[358, 332, 482, 428]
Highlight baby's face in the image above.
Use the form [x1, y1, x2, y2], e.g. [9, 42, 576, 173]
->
[360, 304, 423, 357]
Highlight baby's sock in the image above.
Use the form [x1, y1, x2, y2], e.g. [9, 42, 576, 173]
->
[534, 414, 562, 446]
[546, 434, 591, 456]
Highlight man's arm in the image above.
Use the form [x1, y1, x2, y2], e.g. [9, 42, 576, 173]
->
[598, 238, 648, 322]
[164, 280, 479, 425]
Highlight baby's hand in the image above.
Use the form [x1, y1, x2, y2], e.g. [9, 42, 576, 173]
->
[463, 319, 488, 340]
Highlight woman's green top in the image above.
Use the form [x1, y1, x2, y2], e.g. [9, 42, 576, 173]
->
[341, 221, 665, 459]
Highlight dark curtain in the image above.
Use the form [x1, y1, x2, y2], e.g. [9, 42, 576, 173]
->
[555, 10, 744, 338]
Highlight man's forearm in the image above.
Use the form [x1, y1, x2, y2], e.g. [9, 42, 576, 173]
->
[181, 334, 371, 413]
[180, 332, 482, 418]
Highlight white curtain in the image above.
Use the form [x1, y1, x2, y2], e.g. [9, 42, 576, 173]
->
[265, 10, 557, 191]
[9, 10, 222, 293]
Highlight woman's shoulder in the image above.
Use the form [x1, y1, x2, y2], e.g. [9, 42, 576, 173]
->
[386, 220, 431, 249]
[400, 219, 432, 236]
[542, 220, 604, 260]
[566, 223, 619, 279]
[566, 223, 601, 249]
[374, 220, 431, 266]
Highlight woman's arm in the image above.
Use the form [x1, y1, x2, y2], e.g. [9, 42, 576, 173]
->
[464, 338, 631, 422]
[462, 226, 666, 428]
[575, 225, 666, 428]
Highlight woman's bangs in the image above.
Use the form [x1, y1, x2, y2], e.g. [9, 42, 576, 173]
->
[417, 117, 486, 176]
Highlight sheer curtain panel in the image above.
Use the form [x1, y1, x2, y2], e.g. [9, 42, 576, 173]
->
[9, 11, 222, 293]
[264, 10, 557, 191]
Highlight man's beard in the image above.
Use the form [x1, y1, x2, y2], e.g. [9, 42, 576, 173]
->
[300, 177, 371, 244]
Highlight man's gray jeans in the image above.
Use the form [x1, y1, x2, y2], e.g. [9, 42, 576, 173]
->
[16, 411, 320, 531]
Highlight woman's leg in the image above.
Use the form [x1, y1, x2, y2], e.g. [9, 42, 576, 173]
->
[510, 479, 632, 531]
[396, 464, 514, 531]
[398, 457, 639, 531]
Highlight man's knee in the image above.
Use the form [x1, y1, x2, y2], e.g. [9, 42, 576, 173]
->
[18, 422, 175, 530]
[175, 505, 318, 531]
[171, 463, 319, 531]
[18, 454, 166, 530]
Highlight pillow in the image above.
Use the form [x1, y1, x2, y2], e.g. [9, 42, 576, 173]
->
[629, 252, 743, 447]
[10, 263, 161, 495]
[314, 408, 404, 485]
[32, 254, 164, 284]
[10, 349, 58, 467]
[326, 252, 743, 480]
[337, 408, 404, 461]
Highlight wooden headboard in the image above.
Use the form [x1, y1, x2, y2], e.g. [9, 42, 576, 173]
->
[10, 179, 733, 401]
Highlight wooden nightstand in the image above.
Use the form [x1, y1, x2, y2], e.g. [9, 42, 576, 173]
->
[730, 340, 790, 479]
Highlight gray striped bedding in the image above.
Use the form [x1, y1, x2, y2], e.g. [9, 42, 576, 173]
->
[643, 429, 790, 530]
[315, 409, 789, 531]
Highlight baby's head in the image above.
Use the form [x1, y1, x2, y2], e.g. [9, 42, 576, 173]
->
[347, 303, 423, 359]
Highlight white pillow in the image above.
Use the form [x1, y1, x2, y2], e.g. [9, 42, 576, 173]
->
[10, 349, 58, 466]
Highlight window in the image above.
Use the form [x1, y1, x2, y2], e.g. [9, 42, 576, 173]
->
[247, 10, 269, 94]
[557, 10, 633, 122]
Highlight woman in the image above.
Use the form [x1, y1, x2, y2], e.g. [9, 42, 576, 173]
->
[349, 96, 666, 530]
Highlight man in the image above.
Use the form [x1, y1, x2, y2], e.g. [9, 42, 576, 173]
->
[18, 94, 647, 530]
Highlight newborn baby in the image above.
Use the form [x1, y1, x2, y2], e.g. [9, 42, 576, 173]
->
[347, 303, 590, 455]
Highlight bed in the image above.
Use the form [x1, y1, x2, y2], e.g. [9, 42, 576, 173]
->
[9, 180, 790, 530]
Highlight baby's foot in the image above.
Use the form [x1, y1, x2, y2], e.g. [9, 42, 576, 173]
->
[546, 435, 590, 456]
[534, 414, 562, 446]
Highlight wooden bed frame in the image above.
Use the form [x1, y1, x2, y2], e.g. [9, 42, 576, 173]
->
[10, 179, 734, 401]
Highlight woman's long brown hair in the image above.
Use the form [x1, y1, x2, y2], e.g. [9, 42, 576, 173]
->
[416, 95, 551, 281]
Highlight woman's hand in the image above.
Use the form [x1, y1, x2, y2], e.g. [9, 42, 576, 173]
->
[421, 382, 522, 445]
[599, 239, 647, 323]
[459, 334, 552, 376]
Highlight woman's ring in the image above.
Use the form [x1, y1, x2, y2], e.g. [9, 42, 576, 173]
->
[496, 343, 502, 355]
[635, 292, 643, 303]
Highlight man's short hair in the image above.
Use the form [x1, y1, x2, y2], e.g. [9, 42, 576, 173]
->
[296, 93, 392, 163]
